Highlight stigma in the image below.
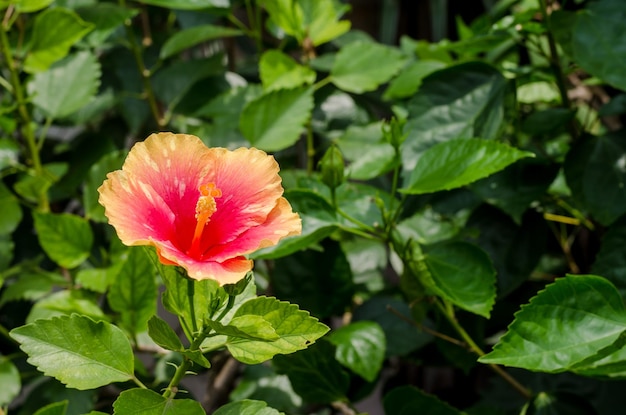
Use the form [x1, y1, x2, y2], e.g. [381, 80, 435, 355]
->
[188, 182, 221, 257]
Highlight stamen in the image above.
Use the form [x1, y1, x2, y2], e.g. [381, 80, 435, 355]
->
[188, 182, 221, 257]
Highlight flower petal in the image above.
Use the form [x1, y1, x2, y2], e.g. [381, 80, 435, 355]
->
[98, 169, 176, 245]
[205, 197, 301, 261]
[199, 147, 286, 251]
[99, 132, 216, 251]
[155, 239, 253, 284]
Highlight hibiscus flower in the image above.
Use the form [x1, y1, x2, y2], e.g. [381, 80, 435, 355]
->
[98, 132, 301, 284]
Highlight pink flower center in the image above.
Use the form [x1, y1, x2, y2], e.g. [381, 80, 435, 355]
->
[188, 182, 222, 258]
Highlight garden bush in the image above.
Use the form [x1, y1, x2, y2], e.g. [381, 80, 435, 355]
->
[1, 0, 626, 414]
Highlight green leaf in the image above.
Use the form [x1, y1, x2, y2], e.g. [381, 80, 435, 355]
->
[26, 290, 107, 324]
[24, 8, 93, 73]
[224, 296, 329, 364]
[15, 0, 54, 13]
[83, 150, 126, 222]
[259, 49, 316, 91]
[384, 386, 463, 415]
[240, 86, 314, 152]
[592, 216, 626, 301]
[469, 159, 559, 224]
[161, 267, 226, 339]
[138, 0, 228, 10]
[396, 207, 464, 246]
[573, 0, 626, 91]
[401, 138, 534, 195]
[401, 62, 508, 174]
[0, 356, 20, 406]
[479, 275, 626, 372]
[152, 55, 224, 113]
[10, 315, 134, 389]
[206, 316, 279, 341]
[336, 122, 398, 181]
[77, 3, 138, 47]
[160, 24, 242, 59]
[33, 401, 68, 415]
[273, 340, 349, 404]
[564, 132, 626, 225]
[107, 248, 157, 334]
[0, 138, 19, 171]
[28, 51, 101, 119]
[384, 60, 447, 100]
[75, 264, 121, 293]
[33, 212, 93, 269]
[0, 235, 13, 272]
[264, 0, 350, 46]
[416, 242, 496, 318]
[354, 296, 432, 357]
[327, 321, 385, 382]
[14, 162, 67, 204]
[214, 399, 282, 415]
[0, 180, 22, 235]
[147, 315, 184, 351]
[0, 271, 66, 306]
[331, 41, 406, 93]
[112, 388, 205, 415]
[252, 189, 338, 260]
[272, 239, 355, 318]
[466, 206, 549, 298]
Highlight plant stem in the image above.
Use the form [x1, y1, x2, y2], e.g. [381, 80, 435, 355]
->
[244, 0, 263, 53]
[306, 121, 315, 174]
[132, 375, 148, 389]
[538, 0, 577, 140]
[0, 18, 48, 211]
[119, 0, 165, 128]
[214, 293, 236, 323]
[435, 300, 532, 400]
[187, 279, 198, 334]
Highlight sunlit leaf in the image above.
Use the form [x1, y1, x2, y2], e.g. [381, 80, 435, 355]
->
[480, 275, 626, 372]
[327, 321, 386, 382]
[108, 248, 157, 334]
[240, 86, 314, 151]
[10, 315, 134, 390]
[112, 388, 205, 415]
[28, 51, 101, 119]
[224, 296, 329, 364]
[33, 212, 93, 269]
[402, 138, 533, 195]
[160, 24, 242, 59]
[24, 8, 93, 73]
[331, 41, 406, 93]
[213, 399, 282, 415]
[259, 49, 316, 91]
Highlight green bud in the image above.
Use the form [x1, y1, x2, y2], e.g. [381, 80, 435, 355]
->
[223, 272, 253, 296]
[318, 145, 345, 190]
[382, 117, 407, 149]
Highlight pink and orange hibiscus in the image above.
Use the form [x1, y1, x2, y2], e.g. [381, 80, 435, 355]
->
[98, 132, 301, 285]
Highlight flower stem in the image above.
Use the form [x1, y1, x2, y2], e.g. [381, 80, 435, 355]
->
[187, 278, 198, 334]
[435, 300, 532, 400]
[0, 17, 48, 211]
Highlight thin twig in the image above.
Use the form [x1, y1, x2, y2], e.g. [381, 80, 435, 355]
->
[386, 305, 467, 348]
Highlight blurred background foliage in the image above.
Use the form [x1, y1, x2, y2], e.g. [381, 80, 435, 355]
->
[2, 0, 626, 414]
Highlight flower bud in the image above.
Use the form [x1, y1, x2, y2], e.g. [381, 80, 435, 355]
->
[382, 117, 407, 149]
[318, 145, 345, 190]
